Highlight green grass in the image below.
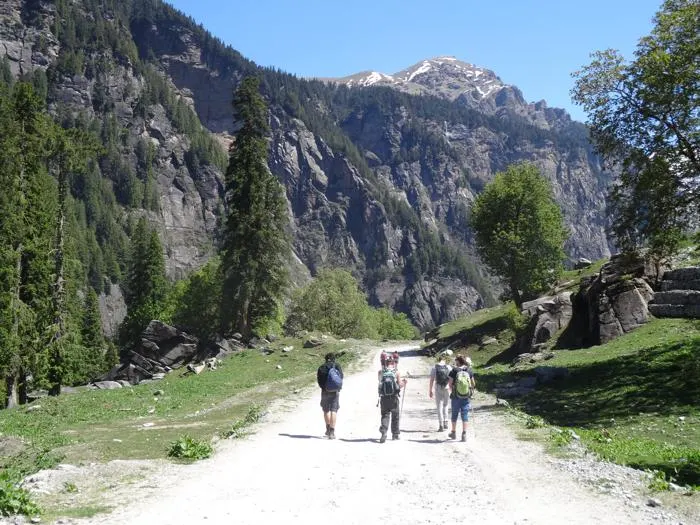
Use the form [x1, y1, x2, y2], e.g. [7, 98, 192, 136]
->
[476, 318, 700, 488]
[559, 258, 607, 287]
[426, 303, 517, 367]
[0, 337, 360, 478]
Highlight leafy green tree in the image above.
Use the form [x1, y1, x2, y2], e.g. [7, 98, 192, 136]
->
[470, 163, 567, 308]
[220, 76, 290, 338]
[164, 258, 222, 343]
[286, 269, 376, 338]
[572, 0, 700, 258]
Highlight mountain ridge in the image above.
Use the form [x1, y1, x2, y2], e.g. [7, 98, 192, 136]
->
[0, 0, 611, 333]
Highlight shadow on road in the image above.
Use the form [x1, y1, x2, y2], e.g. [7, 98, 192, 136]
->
[338, 437, 378, 443]
[278, 433, 324, 440]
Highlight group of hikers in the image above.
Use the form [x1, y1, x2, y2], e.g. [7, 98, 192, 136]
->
[316, 349, 475, 442]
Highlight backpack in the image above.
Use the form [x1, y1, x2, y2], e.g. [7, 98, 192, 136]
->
[378, 368, 400, 397]
[434, 364, 449, 387]
[454, 367, 473, 399]
[325, 364, 343, 392]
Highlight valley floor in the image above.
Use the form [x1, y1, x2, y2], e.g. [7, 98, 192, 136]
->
[10, 345, 696, 525]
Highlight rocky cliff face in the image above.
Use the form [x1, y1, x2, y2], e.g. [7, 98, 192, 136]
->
[1, 1, 611, 331]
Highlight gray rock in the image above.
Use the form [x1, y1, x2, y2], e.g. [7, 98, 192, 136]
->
[534, 366, 570, 383]
[92, 381, 122, 390]
[303, 338, 324, 348]
[646, 497, 662, 507]
[574, 257, 593, 269]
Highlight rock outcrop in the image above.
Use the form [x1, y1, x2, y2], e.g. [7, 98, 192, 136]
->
[649, 267, 700, 319]
[514, 292, 574, 354]
[100, 321, 243, 385]
[567, 254, 657, 347]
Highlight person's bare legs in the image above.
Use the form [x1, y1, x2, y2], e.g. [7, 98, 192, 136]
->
[324, 411, 337, 438]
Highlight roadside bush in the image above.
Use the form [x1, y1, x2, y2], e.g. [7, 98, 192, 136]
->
[286, 269, 417, 339]
[285, 269, 377, 338]
[0, 472, 39, 517]
[167, 436, 212, 460]
[504, 302, 527, 333]
[370, 308, 418, 340]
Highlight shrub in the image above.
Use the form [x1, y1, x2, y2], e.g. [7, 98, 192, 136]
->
[0, 472, 39, 517]
[221, 404, 264, 439]
[167, 436, 212, 460]
[286, 269, 417, 340]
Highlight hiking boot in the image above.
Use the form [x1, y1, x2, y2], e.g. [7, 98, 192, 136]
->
[437, 424, 444, 432]
[379, 433, 387, 443]
[324, 426, 330, 437]
[461, 432, 467, 442]
[392, 434, 400, 440]
[448, 430, 456, 439]
[328, 429, 336, 440]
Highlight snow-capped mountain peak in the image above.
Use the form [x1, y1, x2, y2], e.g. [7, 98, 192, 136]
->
[330, 57, 516, 111]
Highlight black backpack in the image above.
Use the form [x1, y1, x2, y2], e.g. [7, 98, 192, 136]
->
[434, 364, 449, 387]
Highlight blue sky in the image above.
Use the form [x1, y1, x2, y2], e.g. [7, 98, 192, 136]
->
[167, 0, 662, 122]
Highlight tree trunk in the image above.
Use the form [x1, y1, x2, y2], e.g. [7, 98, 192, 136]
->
[18, 367, 28, 405]
[5, 375, 19, 409]
[49, 166, 66, 397]
[237, 296, 251, 340]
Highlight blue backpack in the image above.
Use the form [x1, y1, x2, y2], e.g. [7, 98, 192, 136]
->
[325, 365, 343, 392]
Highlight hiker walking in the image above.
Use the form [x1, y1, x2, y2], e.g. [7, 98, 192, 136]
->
[317, 352, 343, 439]
[447, 355, 475, 442]
[377, 354, 407, 443]
[429, 352, 452, 431]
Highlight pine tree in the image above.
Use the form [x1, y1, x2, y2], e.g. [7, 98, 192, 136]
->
[219, 76, 290, 338]
[80, 288, 106, 381]
[118, 218, 167, 352]
[0, 83, 58, 407]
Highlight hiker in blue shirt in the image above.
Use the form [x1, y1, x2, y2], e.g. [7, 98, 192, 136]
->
[317, 353, 343, 439]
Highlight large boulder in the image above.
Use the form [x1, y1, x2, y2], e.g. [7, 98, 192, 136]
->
[138, 320, 199, 368]
[568, 253, 657, 346]
[514, 292, 573, 354]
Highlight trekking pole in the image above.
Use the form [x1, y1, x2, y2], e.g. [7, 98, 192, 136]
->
[400, 384, 406, 419]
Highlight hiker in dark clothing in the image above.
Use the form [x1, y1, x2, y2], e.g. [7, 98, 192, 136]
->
[377, 355, 407, 443]
[317, 353, 343, 439]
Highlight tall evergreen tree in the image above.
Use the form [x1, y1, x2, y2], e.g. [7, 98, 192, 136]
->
[219, 76, 290, 338]
[0, 83, 57, 407]
[118, 218, 167, 353]
[80, 288, 106, 381]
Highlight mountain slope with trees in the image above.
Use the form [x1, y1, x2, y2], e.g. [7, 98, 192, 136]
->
[0, 0, 612, 339]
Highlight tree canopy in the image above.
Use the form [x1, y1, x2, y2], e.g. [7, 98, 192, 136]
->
[470, 163, 568, 308]
[572, 0, 700, 256]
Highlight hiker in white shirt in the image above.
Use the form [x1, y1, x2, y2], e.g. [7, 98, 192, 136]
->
[428, 352, 452, 432]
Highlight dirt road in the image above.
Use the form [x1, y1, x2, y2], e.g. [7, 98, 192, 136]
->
[75, 344, 687, 525]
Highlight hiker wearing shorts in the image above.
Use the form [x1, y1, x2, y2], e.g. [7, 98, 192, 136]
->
[317, 353, 343, 439]
[429, 353, 452, 431]
[447, 356, 475, 442]
[377, 356, 407, 443]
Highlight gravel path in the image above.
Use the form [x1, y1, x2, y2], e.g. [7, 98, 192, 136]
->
[9, 344, 694, 525]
